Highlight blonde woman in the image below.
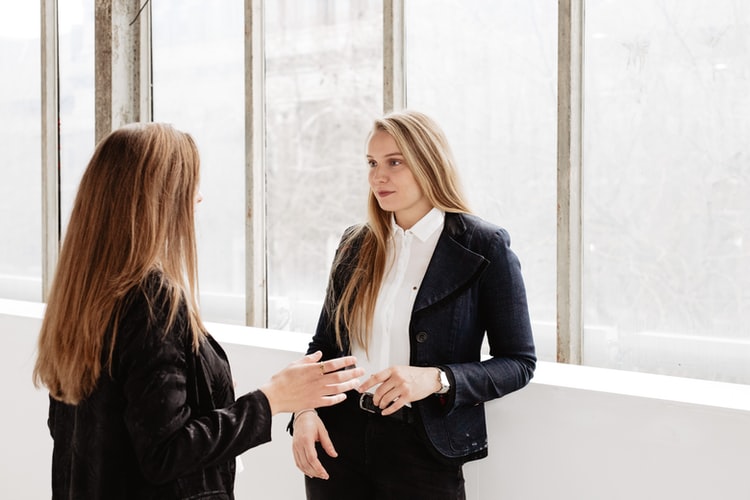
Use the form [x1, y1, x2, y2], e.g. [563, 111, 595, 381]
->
[291, 110, 536, 499]
[34, 123, 362, 499]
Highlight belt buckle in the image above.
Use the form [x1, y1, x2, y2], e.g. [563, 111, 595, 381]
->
[359, 393, 379, 414]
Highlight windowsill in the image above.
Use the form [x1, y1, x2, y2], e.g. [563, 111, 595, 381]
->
[4, 298, 750, 414]
[530, 360, 750, 413]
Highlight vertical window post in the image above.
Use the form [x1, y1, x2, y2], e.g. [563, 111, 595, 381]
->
[383, 0, 405, 112]
[94, 0, 147, 143]
[41, 0, 60, 301]
[245, 0, 267, 327]
[557, 0, 584, 364]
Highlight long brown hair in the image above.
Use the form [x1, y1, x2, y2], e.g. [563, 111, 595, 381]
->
[331, 110, 471, 353]
[33, 122, 205, 404]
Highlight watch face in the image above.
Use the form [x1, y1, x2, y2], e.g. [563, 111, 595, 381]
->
[438, 369, 450, 394]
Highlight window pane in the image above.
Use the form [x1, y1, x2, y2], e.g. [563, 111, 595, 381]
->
[265, 1, 383, 332]
[153, 0, 246, 324]
[584, 1, 750, 383]
[0, 4, 42, 301]
[406, 0, 558, 361]
[59, 1, 95, 240]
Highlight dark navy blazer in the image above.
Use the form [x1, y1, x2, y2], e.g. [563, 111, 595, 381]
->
[309, 211, 536, 463]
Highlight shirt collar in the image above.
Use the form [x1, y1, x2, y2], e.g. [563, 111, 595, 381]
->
[390, 207, 445, 242]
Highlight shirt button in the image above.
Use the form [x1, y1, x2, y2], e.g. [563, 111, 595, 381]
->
[416, 331, 428, 343]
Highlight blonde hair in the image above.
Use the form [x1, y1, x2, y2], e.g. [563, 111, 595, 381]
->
[331, 110, 471, 352]
[33, 122, 205, 404]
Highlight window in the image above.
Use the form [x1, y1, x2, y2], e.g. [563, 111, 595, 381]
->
[406, 0, 558, 361]
[152, 0, 246, 324]
[584, 0, 750, 383]
[21, 1, 750, 385]
[265, 1, 383, 331]
[0, 2, 42, 301]
[59, 1, 95, 240]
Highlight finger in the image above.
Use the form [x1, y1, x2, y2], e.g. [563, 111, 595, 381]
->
[322, 369, 365, 388]
[296, 351, 323, 366]
[324, 355, 358, 371]
[314, 393, 348, 408]
[304, 442, 329, 480]
[358, 371, 387, 393]
[326, 377, 362, 394]
[376, 386, 405, 411]
[357, 378, 375, 394]
[293, 445, 305, 471]
[293, 441, 312, 474]
[317, 425, 338, 458]
[372, 383, 396, 406]
[381, 397, 406, 416]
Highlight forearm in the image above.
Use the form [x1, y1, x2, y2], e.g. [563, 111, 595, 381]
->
[134, 390, 272, 483]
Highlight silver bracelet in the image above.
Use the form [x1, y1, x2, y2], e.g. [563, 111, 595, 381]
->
[293, 408, 318, 425]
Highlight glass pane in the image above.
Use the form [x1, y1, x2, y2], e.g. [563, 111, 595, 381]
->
[406, 0, 558, 361]
[59, 1, 95, 239]
[0, 3, 42, 301]
[153, 0, 246, 324]
[584, 0, 750, 383]
[265, 1, 383, 332]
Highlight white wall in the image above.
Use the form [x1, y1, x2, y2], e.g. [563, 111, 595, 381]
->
[3, 300, 750, 500]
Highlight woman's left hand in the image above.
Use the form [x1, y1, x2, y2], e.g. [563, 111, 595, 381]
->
[358, 366, 441, 416]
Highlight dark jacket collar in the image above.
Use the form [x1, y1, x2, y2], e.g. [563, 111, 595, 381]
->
[413, 212, 489, 314]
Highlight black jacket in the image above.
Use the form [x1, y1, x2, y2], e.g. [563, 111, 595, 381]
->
[310, 212, 536, 463]
[48, 276, 272, 499]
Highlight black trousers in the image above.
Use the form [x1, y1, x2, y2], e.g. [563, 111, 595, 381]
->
[304, 394, 465, 500]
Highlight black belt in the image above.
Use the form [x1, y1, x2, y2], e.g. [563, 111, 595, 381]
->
[358, 393, 415, 425]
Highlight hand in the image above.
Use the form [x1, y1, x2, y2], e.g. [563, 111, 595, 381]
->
[357, 365, 441, 416]
[292, 411, 336, 480]
[260, 351, 364, 415]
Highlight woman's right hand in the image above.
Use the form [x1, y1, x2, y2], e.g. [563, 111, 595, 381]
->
[292, 410, 336, 480]
[260, 351, 363, 415]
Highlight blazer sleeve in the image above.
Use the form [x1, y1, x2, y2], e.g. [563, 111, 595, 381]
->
[446, 226, 536, 409]
[116, 287, 272, 484]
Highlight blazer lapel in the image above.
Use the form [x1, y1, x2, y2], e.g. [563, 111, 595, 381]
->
[413, 215, 488, 314]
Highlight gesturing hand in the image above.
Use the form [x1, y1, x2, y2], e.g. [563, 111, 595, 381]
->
[357, 365, 441, 416]
[260, 351, 364, 415]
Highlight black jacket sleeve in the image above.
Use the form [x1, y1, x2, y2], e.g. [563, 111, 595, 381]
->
[115, 286, 272, 484]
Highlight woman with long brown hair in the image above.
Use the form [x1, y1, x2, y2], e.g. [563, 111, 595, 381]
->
[34, 122, 362, 499]
[291, 110, 536, 499]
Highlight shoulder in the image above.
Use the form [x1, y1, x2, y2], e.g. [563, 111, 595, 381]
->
[445, 212, 511, 249]
[340, 223, 369, 244]
[335, 223, 370, 259]
[115, 272, 188, 350]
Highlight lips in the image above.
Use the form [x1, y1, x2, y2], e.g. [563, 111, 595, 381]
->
[377, 190, 395, 197]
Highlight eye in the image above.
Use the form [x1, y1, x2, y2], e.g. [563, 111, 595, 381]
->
[367, 159, 377, 168]
[389, 159, 402, 167]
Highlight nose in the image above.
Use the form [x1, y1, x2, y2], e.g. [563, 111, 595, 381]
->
[370, 164, 386, 183]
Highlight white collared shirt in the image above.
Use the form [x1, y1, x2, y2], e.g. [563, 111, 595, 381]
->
[352, 207, 445, 382]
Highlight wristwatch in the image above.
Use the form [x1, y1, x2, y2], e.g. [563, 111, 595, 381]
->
[435, 368, 451, 395]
